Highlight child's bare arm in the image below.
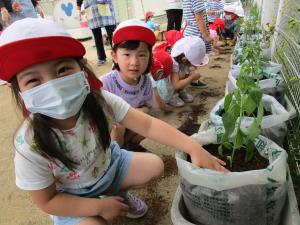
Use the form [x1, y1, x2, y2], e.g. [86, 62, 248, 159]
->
[29, 183, 128, 223]
[171, 71, 200, 91]
[121, 108, 228, 172]
[194, 11, 212, 43]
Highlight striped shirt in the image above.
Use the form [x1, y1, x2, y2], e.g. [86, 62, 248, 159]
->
[182, 0, 211, 52]
[77, 0, 116, 29]
[206, 0, 224, 22]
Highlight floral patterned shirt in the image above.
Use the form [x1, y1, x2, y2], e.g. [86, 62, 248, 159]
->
[14, 90, 130, 190]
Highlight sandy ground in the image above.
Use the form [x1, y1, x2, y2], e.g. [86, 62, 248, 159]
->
[0, 39, 231, 225]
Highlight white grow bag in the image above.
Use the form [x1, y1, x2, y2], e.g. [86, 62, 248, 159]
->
[229, 61, 285, 105]
[175, 122, 289, 225]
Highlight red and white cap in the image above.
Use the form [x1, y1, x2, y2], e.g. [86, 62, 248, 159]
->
[151, 50, 173, 78]
[112, 19, 156, 46]
[0, 18, 86, 82]
[171, 36, 209, 67]
[145, 11, 154, 22]
[165, 30, 183, 47]
[224, 5, 239, 17]
[224, 3, 244, 17]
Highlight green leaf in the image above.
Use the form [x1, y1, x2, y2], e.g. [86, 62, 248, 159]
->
[249, 87, 263, 105]
[246, 120, 261, 140]
[257, 101, 264, 124]
[236, 76, 245, 90]
[218, 145, 223, 156]
[224, 93, 233, 111]
[245, 139, 255, 162]
[243, 95, 257, 115]
[223, 109, 239, 137]
[233, 128, 243, 150]
[223, 141, 232, 150]
[234, 90, 242, 103]
[230, 103, 241, 118]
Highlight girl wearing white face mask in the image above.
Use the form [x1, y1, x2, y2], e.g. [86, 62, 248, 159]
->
[222, 6, 239, 42]
[0, 18, 228, 225]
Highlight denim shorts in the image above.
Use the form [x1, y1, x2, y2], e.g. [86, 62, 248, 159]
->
[51, 141, 133, 225]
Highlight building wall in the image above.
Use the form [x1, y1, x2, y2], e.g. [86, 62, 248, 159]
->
[113, 0, 168, 22]
[40, 0, 168, 23]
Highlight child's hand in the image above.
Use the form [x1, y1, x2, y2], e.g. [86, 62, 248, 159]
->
[1, 8, 11, 24]
[98, 196, 129, 223]
[189, 67, 201, 81]
[190, 147, 229, 172]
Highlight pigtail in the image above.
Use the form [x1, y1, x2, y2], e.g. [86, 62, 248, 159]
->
[82, 92, 111, 151]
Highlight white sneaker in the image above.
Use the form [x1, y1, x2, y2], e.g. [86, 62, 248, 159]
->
[179, 90, 194, 103]
[169, 94, 185, 107]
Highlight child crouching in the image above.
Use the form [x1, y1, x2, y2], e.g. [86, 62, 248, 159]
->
[169, 36, 209, 107]
[150, 50, 174, 112]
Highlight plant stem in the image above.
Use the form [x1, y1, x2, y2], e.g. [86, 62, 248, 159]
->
[230, 148, 236, 168]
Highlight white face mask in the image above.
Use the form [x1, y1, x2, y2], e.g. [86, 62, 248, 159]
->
[225, 15, 232, 20]
[20, 71, 90, 120]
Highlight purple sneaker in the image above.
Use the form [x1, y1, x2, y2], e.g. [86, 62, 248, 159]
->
[124, 193, 148, 219]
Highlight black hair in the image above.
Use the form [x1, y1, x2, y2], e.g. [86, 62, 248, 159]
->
[11, 58, 111, 170]
[112, 40, 153, 74]
[174, 53, 186, 64]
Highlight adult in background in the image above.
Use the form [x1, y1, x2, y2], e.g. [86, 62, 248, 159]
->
[182, 0, 212, 87]
[77, 0, 116, 65]
[165, 0, 182, 31]
[182, 0, 212, 54]
[0, 0, 37, 27]
[206, 0, 224, 25]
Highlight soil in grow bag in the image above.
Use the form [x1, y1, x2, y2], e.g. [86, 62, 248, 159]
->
[204, 144, 270, 172]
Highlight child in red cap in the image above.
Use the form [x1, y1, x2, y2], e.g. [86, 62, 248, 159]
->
[0, 18, 227, 225]
[154, 29, 183, 53]
[150, 50, 174, 112]
[100, 19, 156, 151]
[209, 18, 225, 55]
[145, 11, 155, 32]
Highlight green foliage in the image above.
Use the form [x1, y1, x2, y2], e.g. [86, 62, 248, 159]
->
[220, 42, 265, 167]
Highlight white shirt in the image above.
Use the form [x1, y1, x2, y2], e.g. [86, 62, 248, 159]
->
[14, 90, 130, 191]
[165, 0, 182, 10]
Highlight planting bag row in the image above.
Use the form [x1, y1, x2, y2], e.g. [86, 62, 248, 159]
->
[176, 121, 288, 225]
[209, 94, 290, 145]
